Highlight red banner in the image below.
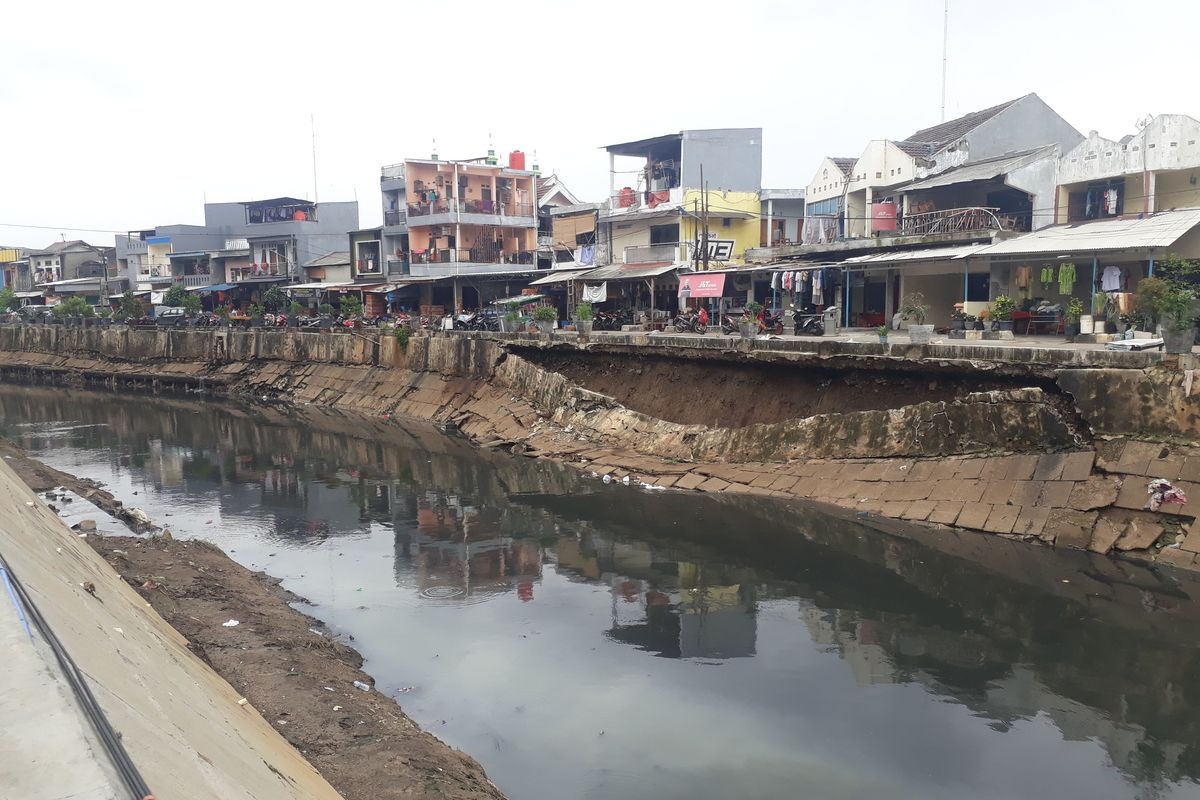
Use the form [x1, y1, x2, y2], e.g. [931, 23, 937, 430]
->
[678, 273, 726, 298]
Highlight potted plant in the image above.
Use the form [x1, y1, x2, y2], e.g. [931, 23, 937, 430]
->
[213, 304, 231, 327]
[900, 292, 934, 344]
[991, 294, 1016, 332]
[1157, 287, 1197, 354]
[574, 302, 594, 336]
[97, 306, 112, 326]
[949, 307, 969, 331]
[1115, 313, 1132, 335]
[1065, 298, 1084, 336]
[739, 301, 763, 338]
[875, 324, 890, 344]
[501, 309, 522, 333]
[287, 300, 303, 327]
[532, 304, 558, 335]
[248, 303, 265, 328]
[318, 302, 334, 329]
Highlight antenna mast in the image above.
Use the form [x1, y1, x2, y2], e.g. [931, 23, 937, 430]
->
[940, 0, 949, 122]
[310, 113, 319, 204]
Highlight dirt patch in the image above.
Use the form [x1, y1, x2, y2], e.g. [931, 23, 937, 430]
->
[2, 438, 506, 800]
[521, 350, 1015, 428]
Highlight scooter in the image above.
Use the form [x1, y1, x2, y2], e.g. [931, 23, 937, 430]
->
[672, 312, 707, 335]
[759, 309, 785, 335]
[793, 305, 833, 337]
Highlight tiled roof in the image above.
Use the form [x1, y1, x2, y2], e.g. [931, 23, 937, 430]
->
[904, 95, 1028, 150]
[892, 140, 934, 158]
[830, 157, 856, 176]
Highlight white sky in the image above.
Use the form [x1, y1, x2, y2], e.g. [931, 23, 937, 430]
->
[2, 0, 1195, 248]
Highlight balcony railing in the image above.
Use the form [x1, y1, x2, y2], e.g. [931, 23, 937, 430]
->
[386, 256, 409, 276]
[410, 248, 538, 265]
[124, 239, 148, 255]
[898, 206, 1028, 237]
[175, 274, 214, 288]
[624, 243, 689, 264]
[607, 187, 683, 212]
[406, 199, 535, 219]
[384, 209, 407, 226]
[11, 277, 32, 291]
[138, 266, 173, 280]
[381, 163, 405, 181]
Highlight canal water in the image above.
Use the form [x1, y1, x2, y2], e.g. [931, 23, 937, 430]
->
[3, 384, 1200, 800]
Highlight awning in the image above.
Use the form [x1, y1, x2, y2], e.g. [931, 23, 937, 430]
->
[842, 243, 990, 266]
[977, 209, 1200, 257]
[286, 281, 351, 290]
[15, 291, 42, 298]
[678, 272, 726, 297]
[581, 262, 685, 281]
[529, 268, 594, 286]
[192, 283, 236, 293]
[491, 294, 545, 306]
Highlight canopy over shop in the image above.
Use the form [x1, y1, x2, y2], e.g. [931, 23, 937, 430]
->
[839, 245, 988, 328]
[191, 278, 288, 313]
[571, 262, 683, 324]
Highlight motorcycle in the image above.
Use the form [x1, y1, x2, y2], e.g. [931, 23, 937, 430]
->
[792, 305, 832, 337]
[671, 311, 707, 335]
[758, 309, 784, 335]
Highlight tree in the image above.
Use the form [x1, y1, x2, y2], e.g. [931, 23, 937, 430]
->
[262, 286, 287, 313]
[0, 287, 18, 312]
[51, 296, 95, 318]
[179, 292, 202, 314]
[114, 291, 144, 321]
[162, 284, 190, 308]
[340, 295, 363, 318]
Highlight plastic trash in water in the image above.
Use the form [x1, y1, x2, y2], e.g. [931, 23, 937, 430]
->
[221, 619, 240, 627]
[602, 474, 612, 484]
[353, 680, 371, 692]
[621, 475, 631, 485]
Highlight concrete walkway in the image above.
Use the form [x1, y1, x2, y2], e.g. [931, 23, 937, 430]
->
[0, 566, 123, 799]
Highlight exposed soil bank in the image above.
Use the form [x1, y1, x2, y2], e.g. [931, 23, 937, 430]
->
[519, 348, 1015, 427]
[1, 436, 506, 800]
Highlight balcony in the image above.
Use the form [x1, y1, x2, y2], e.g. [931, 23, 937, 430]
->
[381, 163, 406, 192]
[410, 248, 538, 267]
[386, 257, 409, 276]
[898, 206, 1027, 237]
[624, 243, 689, 264]
[175, 273, 214, 288]
[602, 187, 683, 218]
[384, 209, 407, 227]
[124, 239, 149, 255]
[405, 198, 537, 227]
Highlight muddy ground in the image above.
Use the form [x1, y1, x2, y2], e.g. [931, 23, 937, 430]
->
[518, 349, 1018, 427]
[0, 437, 506, 800]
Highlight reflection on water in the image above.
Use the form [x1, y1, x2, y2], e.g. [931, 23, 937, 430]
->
[5, 385, 1200, 799]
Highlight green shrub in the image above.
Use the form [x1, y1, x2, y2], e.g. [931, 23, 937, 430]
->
[162, 284, 190, 308]
[0, 287, 17, 311]
[288, 301, 304, 316]
[114, 291, 143, 321]
[248, 303, 264, 319]
[532, 305, 557, 322]
[394, 326, 411, 351]
[52, 296, 95, 318]
[745, 300, 764, 316]
[575, 302, 594, 321]
[340, 296, 364, 318]
[990, 294, 1016, 320]
[899, 292, 930, 325]
[1066, 298, 1084, 322]
[262, 286, 287, 313]
[318, 303, 334, 316]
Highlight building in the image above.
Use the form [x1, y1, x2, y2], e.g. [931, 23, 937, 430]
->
[0, 247, 29, 290]
[536, 173, 581, 267]
[27, 240, 111, 285]
[115, 226, 224, 290]
[761, 189, 805, 247]
[203, 197, 359, 284]
[597, 128, 763, 271]
[1055, 114, 1200, 223]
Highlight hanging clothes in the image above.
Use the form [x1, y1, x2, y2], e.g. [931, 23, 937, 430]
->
[581, 282, 607, 303]
[1101, 265, 1122, 292]
[1015, 265, 1032, 291]
[1104, 189, 1119, 215]
[1040, 265, 1056, 289]
[1058, 262, 1076, 295]
[771, 271, 781, 290]
[812, 270, 824, 305]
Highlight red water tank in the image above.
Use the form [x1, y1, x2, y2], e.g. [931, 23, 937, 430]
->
[872, 201, 898, 232]
[508, 150, 526, 170]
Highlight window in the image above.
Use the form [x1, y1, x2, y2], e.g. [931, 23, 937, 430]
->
[875, 172, 882, 179]
[722, 218, 732, 228]
[649, 224, 678, 245]
[966, 273, 989, 302]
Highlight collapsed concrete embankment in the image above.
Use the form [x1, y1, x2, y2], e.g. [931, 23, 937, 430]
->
[0, 324, 1198, 570]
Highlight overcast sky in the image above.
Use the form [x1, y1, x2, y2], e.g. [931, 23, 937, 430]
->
[2, 0, 1194, 248]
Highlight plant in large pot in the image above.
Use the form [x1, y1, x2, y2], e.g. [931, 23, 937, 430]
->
[318, 302, 334, 329]
[991, 294, 1016, 332]
[215, 304, 232, 327]
[900, 292, 933, 344]
[287, 300, 304, 327]
[248, 303, 265, 328]
[949, 307, 970, 331]
[532, 304, 558, 335]
[876, 324, 890, 344]
[739, 301, 763, 338]
[1155, 286, 1197, 354]
[1065, 298, 1084, 336]
[501, 309, 522, 333]
[52, 296, 95, 325]
[574, 302, 594, 336]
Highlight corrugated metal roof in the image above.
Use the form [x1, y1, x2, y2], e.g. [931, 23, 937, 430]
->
[528, 268, 593, 286]
[978, 209, 1200, 256]
[898, 147, 1054, 193]
[582, 262, 684, 280]
[843, 244, 990, 266]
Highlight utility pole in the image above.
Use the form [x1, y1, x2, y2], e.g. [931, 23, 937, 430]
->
[311, 113, 319, 204]
[700, 165, 709, 271]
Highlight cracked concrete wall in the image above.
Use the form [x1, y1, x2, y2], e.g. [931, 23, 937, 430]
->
[1057, 366, 1200, 444]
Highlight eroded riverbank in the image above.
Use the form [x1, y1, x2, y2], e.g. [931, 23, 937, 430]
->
[7, 384, 1200, 799]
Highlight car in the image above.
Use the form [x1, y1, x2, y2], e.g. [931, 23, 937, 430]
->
[153, 307, 191, 327]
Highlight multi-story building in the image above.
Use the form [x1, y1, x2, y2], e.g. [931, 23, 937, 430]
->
[596, 128, 763, 270]
[0, 247, 29, 290]
[377, 153, 539, 277]
[115, 226, 224, 289]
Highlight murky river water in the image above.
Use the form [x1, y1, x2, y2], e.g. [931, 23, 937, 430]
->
[4, 385, 1200, 799]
